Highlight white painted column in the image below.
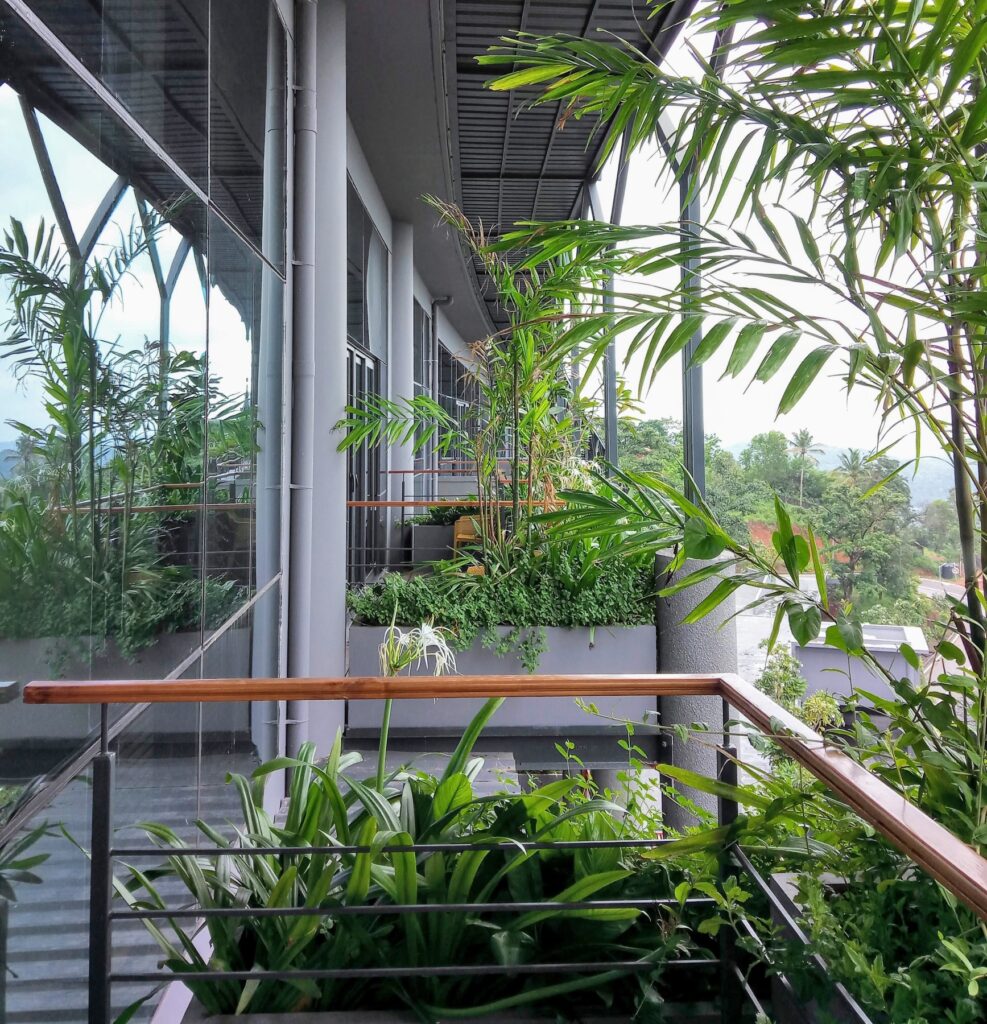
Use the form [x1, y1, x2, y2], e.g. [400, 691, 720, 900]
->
[389, 223, 415, 548]
[289, 0, 347, 748]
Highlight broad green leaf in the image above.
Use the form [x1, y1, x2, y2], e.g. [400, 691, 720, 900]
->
[683, 516, 727, 559]
[788, 605, 822, 647]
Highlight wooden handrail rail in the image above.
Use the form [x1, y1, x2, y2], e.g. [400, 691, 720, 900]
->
[345, 500, 563, 509]
[22, 672, 987, 922]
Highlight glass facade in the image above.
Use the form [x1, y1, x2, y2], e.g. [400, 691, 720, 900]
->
[437, 342, 480, 465]
[0, 1, 288, 1019]
[413, 299, 432, 498]
[345, 181, 388, 581]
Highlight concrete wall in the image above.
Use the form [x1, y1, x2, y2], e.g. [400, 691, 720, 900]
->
[346, 624, 657, 736]
[792, 623, 929, 704]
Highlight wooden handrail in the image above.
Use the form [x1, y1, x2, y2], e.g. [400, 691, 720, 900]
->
[345, 500, 563, 509]
[22, 672, 987, 922]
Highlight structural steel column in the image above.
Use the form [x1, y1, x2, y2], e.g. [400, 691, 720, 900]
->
[680, 170, 705, 498]
[254, 3, 289, 764]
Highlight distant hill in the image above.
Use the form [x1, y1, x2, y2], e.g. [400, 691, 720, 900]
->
[726, 440, 955, 510]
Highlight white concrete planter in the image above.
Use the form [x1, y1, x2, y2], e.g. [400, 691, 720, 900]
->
[791, 623, 930, 704]
[0, 631, 251, 746]
[181, 1005, 631, 1023]
[346, 624, 657, 735]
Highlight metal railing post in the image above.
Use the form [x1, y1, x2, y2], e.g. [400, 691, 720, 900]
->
[717, 697, 741, 1024]
[88, 708, 115, 1024]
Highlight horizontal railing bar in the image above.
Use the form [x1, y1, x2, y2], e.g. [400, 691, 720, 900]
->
[111, 897, 715, 920]
[23, 674, 719, 704]
[22, 672, 987, 924]
[111, 960, 717, 983]
[52, 502, 251, 514]
[112, 838, 675, 857]
[347, 499, 561, 509]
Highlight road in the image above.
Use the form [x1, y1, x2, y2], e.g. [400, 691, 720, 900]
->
[917, 576, 966, 600]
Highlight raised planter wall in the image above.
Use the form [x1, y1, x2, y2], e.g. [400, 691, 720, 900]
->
[0, 630, 251, 751]
[791, 623, 929, 703]
[346, 624, 657, 735]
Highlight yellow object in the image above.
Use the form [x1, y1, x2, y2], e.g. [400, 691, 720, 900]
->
[453, 515, 481, 551]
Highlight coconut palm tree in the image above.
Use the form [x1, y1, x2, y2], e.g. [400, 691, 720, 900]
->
[837, 449, 867, 488]
[788, 429, 822, 506]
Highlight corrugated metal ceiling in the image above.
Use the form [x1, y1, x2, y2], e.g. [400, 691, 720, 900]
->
[451, 0, 691, 332]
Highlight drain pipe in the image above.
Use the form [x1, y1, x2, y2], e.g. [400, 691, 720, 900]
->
[430, 296, 453, 482]
[287, 0, 318, 758]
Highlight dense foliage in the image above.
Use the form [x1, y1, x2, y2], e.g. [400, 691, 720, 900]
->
[479, 0, 987, 1017]
[121, 702, 726, 1019]
[622, 419, 952, 625]
[0, 217, 253, 661]
[348, 544, 656, 671]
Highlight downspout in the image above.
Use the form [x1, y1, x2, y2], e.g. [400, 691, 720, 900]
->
[287, 0, 318, 758]
[430, 296, 453, 483]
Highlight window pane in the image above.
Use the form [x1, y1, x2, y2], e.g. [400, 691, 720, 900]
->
[204, 212, 284, 637]
[347, 182, 366, 347]
[209, 0, 287, 269]
[12, 0, 210, 191]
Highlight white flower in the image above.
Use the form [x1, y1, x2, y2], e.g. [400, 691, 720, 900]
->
[379, 621, 456, 677]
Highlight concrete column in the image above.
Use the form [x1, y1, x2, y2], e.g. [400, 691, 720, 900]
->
[388, 222, 415, 559]
[252, 3, 288, 767]
[289, 0, 347, 749]
[656, 553, 738, 830]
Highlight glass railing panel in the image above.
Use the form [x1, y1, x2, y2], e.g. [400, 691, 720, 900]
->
[0, 772, 93, 1024]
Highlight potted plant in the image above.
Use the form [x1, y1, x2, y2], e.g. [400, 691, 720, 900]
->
[121, 626, 730, 1022]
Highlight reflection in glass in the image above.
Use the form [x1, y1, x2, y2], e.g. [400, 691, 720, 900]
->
[204, 213, 283, 641]
[346, 181, 389, 359]
[210, 0, 287, 269]
[0, 776, 94, 1021]
[0, 5, 289, 1019]
[13, 0, 210, 190]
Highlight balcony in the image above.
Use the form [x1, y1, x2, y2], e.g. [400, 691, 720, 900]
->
[18, 671, 986, 1024]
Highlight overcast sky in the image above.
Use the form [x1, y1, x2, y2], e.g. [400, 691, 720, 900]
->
[590, 23, 897, 454]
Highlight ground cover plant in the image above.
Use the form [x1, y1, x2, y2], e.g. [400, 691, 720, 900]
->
[347, 539, 656, 671]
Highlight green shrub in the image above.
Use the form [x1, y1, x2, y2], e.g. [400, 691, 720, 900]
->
[753, 645, 806, 713]
[347, 547, 655, 671]
[407, 502, 481, 527]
